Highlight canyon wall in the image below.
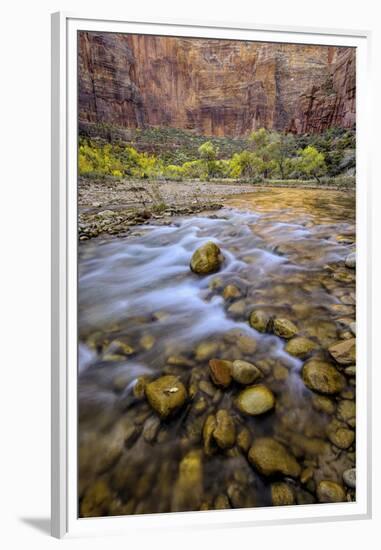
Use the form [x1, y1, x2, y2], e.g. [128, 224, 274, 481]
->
[78, 31, 355, 137]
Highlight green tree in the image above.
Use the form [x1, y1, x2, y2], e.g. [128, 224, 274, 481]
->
[248, 128, 275, 178]
[198, 141, 219, 179]
[271, 133, 297, 179]
[297, 145, 327, 183]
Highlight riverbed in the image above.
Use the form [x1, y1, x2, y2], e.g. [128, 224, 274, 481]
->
[78, 187, 356, 516]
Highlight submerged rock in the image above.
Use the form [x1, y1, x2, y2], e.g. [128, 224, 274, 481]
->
[80, 479, 113, 517]
[271, 482, 295, 506]
[237, 428, 252, 452]
[214, 494, 230, 509]
[203, 414, 217, 456]
[328, 338, 356, 365]
[104, 338, 135, 357]
[223, 284, 241, 300]
[171, 450, 203, 512]
[273, 318, 298, 339]
[285, 337, 318, 358]
[337, 399, 356, 426]
[302, 360, 346, 394]
[249, 310, 271, 333]
[209, 359, 232, 387]
[145, 375, 187, 418]
[248, 437, 301, 478]
[203, 410, 236, 453]
[190, 241, 224, 274]
[343, 468, 356, 489]
[231, 360, 262, 385]
[311, 394, 336, 415]
[345, 253, 356, 269]
[195, 341, 219, 361]
[235, 332, 257, 354]
[316, 480, 346, 503]
[213, 410, 236, 449]
[326, 419, 355, 449]
[235, 384, 275, 415]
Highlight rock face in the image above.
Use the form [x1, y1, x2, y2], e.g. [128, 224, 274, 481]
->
[79, 32, 355, 136]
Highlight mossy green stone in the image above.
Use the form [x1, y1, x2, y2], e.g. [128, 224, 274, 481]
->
[190, 241, 224, 274]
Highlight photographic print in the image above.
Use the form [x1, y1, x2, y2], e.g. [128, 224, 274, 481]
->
[77, 31, 356, 518]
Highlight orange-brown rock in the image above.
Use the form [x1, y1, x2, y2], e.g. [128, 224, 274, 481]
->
[79, 32, 355, 137]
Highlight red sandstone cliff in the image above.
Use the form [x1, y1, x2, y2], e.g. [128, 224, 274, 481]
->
[78, 31, 355, 137]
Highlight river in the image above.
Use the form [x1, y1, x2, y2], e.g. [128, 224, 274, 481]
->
[78, 188, 356, 516]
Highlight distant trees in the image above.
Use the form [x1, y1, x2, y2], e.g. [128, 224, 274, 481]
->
[78, 128, 333, 184]
[296, 145, 327, 183]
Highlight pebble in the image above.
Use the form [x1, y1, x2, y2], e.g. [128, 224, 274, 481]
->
[231, 360, 262, 385]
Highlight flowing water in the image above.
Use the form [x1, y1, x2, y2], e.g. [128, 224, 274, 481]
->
[78, 188, 356, 516]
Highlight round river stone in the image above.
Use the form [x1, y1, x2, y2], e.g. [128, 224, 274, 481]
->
[302, 360, 346, 394]
[235, 384, 275, 415]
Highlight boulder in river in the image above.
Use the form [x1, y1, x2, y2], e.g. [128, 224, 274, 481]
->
[328, 338, 356, 365]
[273, 318, 298, 339]
[145, 375, 187, 418]
[285, 337, 318, 358]
[235, 384, 275, 415]
[231, 360, 262, 385]
[248, 437, 301, 477]
[302, 360, 346, 394]
[209, 359, 232, 387]
[190, 241, 224, 274]
[316, 480, 346, 503]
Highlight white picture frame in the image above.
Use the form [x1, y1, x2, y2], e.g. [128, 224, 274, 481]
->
[51, 11, 372, 539]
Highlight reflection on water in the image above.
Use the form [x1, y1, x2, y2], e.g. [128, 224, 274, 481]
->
[78, 188, 356, 517]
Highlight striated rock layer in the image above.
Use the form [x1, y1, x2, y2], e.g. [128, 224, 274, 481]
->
[78, 31, 355, 137]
